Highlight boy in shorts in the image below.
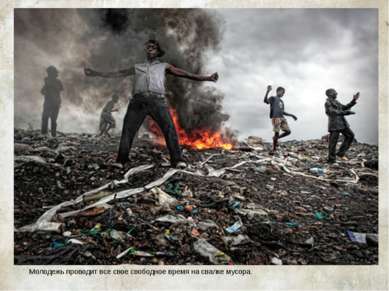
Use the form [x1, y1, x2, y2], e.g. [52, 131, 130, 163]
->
[264, 85, 297, 154]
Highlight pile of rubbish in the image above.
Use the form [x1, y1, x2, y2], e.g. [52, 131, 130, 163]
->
[14, 129, 378, 265]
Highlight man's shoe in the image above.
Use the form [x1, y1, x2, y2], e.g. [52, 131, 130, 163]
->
[176, 161, 188, 169]
[171, 159, 188, 169]
[116, 156, 130, 165]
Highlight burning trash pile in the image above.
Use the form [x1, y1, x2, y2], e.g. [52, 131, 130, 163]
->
[148, 108, 234, 151]
[14, 128, 378, 265]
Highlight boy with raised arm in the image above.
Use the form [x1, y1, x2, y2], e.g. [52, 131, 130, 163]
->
[264, 85, 297, 154]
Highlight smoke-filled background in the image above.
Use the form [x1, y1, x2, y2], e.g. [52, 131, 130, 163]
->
[15, 8, 227, 136]
[15, 8, 378, 144]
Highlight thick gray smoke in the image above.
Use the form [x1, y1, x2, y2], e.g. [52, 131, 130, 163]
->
[14, 9, 229, 134]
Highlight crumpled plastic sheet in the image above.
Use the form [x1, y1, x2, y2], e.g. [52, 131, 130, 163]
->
[155, 214, 188, 224]
[17, 164, 155, 232]
[17, 200, 74, 232]
[202, 154, 359, 184]
[17, 155, 361, 233]
[59, 187, 145, 219]
[14, 155, 48, 167]
[279, 159, 359, 184]
[198, 153, 220, 167]
[75, 164, 155, 203]
[151, 187, 177, 206]
[205, 158, 271, 177]
[193, 238, 231, 264]
[124, 164, 154, 180]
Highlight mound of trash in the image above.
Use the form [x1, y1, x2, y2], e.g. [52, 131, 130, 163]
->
[14, 129, 378, 265]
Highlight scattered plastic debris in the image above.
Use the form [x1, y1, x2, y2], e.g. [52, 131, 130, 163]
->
[271, 257, 283, 265]
[310, 167, 326, 176]
[13, 130, 378, 265]
[225, 220, 243, 234]
[347, 230, 378, 246]
[193, 239, 232, 265]
[314, 211, 328, 221]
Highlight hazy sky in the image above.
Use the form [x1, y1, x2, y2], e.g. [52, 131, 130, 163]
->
[207, 9, 378, 144]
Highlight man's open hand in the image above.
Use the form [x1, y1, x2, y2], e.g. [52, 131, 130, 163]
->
[267, 85, 272, 92]
[208, 72, 218, 82]
[353, 92, 360, 101]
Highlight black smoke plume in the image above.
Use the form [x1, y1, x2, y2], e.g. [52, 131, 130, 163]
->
[14, 8, 229, 135]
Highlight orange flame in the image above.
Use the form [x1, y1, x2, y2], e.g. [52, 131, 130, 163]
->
[148, 109, 233, 150]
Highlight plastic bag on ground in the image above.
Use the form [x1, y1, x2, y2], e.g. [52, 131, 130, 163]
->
[151, 187, 177, 207]
[193, 239, 231, 265]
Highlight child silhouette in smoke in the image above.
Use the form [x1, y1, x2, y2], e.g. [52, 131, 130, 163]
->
[98, 93, 119, 138]
[41, 65, 63, 137]
[85, 39, 218, 168]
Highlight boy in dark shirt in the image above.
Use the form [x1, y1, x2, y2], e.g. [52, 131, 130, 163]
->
[264, 85, 297, 154]
[41, 66, 63, 137]
[98, 93, 119, 137]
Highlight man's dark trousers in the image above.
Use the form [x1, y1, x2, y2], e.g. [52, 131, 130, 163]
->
[328, 127, 355, 162]
[117, 93, 182, 165]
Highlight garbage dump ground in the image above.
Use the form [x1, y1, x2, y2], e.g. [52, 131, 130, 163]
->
[14, 129, 378, 265]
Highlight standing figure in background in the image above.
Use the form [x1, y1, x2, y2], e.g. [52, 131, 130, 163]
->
[325, 88, 359, 163]
[85, 39, 218, 168]
[41, 65, 63, 137]
[99, 93, 119, 138]
[264, 85, 297, 154]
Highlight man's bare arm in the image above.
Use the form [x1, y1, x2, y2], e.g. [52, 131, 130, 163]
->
[283, 112, 297, 121]
[166, 65, 218, 82]
[264, 85, 272, 104]
[84, 67, 134, 78]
